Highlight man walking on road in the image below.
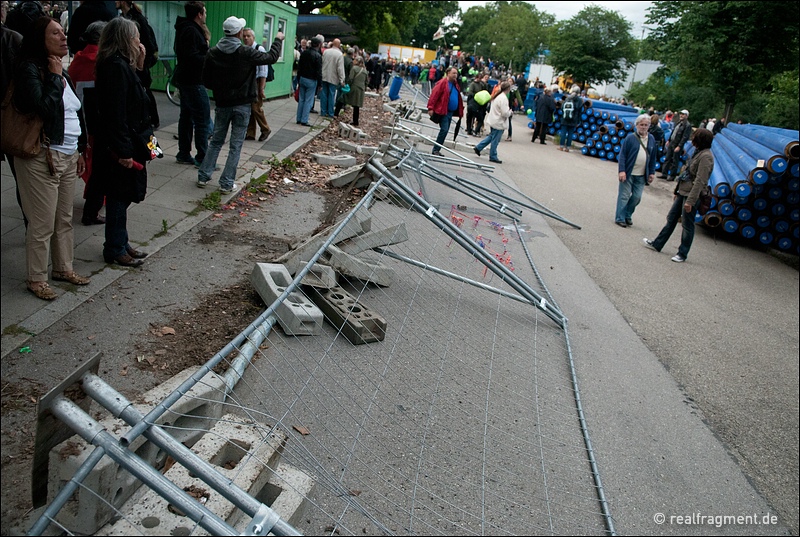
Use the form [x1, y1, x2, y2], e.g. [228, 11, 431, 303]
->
[197, 16, 283, 194]
[243, 27, 272, 142]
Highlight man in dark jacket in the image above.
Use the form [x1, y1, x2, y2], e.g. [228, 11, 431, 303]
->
[174, 0, 210, 166]
[296, 35, 323, 125]
[196, 16, 283, 194]
[66, 0, 115, 55]
[659, 109, 692, 180]
[532, 87, 555, 144]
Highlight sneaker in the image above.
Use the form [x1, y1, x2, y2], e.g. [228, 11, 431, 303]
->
[176, 156, 198, 166]
[197, 178, 209, 188]
[258, 129, 271, 142]
[489, 158, 503, 164]
[473, 147, 481, 157]
[625, 219, 633, 226]
[671, 254, 686, 263]
[643, 238, 658, 251]
[219, 183, 241, 195]
[615, 221, 627, 228]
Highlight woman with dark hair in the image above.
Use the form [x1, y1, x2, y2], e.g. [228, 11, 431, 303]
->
[13, 16, 90, 300]
[94, 16, 152, 267]
[644, 128, 715, 263]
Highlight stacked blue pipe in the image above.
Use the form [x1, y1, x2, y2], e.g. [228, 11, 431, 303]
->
[704, 124, 799, 254]
[575, 100, 640, 162]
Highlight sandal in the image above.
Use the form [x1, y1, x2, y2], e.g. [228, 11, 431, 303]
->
[52, 271, 91, 285]
[27, 281, 57, 300]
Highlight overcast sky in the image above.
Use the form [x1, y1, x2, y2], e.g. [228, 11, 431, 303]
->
[456, 1, 654, 36]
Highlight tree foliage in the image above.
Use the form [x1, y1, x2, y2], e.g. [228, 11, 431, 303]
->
[320, 1, 419, 50]
[457, 2, 553, 67]
[399, 1, 459, 48]
[548, 6, 636, 89]
[644, 1, 800, 120]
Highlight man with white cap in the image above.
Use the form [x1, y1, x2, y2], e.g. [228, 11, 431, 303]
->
[197, 16, 284, 194]
[659, 109, 692, 180]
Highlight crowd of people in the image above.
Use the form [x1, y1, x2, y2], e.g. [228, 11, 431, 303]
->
[1, 1, 729, 303]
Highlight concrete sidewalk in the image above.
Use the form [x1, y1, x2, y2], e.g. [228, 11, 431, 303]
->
[1, 91, 328, 359]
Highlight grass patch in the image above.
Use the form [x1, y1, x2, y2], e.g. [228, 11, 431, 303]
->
[199, 191, 222, 211]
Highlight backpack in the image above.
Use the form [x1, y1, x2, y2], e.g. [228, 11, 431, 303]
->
[562, 99, 575, 121]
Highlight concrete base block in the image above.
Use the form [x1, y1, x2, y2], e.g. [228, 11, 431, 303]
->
[96, 415, 291, 536]
[337, 140, 359, 152]
[250, 263, 324, 336]
[328, 164, 368, 188]
[299, 263, 338, 289]
[311, 153, 358, 167]
[336, 223, 409, 255]
[274, 208, 369, 275]
[46, 367, 227, 535]
[337, 123, 352, 137]
[365, 91, 380, 98]
[326, 245, 394, 287]
[306, 285, 387, 344]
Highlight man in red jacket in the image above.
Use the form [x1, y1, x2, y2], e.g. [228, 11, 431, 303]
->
[426, 66, 463, 155]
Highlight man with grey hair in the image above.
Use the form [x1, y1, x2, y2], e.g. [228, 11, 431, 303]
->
[242, 27, 271, 142]
[320, 37, 345, 117]
[197, 16, 283, 194]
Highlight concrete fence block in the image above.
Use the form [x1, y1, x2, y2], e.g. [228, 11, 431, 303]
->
[326, 245, 394, 287]
[250, 263, 324, 336]
[335, 223, 409, 255]
[311, 153, 358, 167]
[327, 164, 366, 188]
[299, 263, 338, 289]
[337, 140, 359, 153]
[46, 367, 228, 535]
[274, 208, 369, 276]
[97, 415, 294, 536]
[305, 285, 388, 345]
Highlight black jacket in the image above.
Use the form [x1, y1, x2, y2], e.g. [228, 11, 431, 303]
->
[669, 118, 692, 150]
[535, 93, 556, 124]
[174, 16, 208, 86]
[297, 46, 323, 85]
[560, 94, 583, 127]
[13, 60, 87, 152]
[67, 1, 115, 55]
[94, 52, 152, 203]
[123, 9, 158, 70]
[202, 37, 282, 108]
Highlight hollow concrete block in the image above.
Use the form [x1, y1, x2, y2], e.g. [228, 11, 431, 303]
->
[305, 285, 388, 344]
[250, 263, 323, 336]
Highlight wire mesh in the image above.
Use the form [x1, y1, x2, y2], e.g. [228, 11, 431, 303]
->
[29, 138, 612, 536]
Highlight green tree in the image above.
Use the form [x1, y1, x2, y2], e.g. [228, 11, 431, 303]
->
[401, 1, 459, 48]
[762, 70, 799, 130]
[548, 6, 636, 89]
[320, 1, 419, 50]
[456, 1, 554, 68]
[645, 1, 800, 121]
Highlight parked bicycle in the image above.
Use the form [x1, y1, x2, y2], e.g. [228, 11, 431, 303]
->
[161, 59, 179, 106]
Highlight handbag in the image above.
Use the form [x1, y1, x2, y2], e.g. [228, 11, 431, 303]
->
[430, 112, 444, 124]
[293, 86, 299, 102]
[0, 81, 47, 159]
[697, 186, 713, 215]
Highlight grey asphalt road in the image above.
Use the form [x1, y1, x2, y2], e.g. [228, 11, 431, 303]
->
[485, 117, 798, 534]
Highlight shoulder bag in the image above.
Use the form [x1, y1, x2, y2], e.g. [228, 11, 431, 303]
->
[0, 80, 47, 159]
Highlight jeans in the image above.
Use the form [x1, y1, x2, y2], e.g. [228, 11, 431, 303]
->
[559, 124, 577, 148]
[615, 174, 646, 223]
[177, 84, 210, 162]
[433, 111, 454, 154]
[652, 194, 697, 258]
[320, 81, 337, 117]
[103, 197, 132, 260]
[475, 127, 503, 161]
[296, 76, 317, 124]
[199, 104, 251, 190]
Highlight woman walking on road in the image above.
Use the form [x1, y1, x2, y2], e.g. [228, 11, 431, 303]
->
[644, 129, 715, 263]
[473, 80, 513, 164]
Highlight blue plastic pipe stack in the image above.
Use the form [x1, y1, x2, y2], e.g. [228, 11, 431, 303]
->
[576, 99, 640, 162]
[703, 124, 799, 254]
